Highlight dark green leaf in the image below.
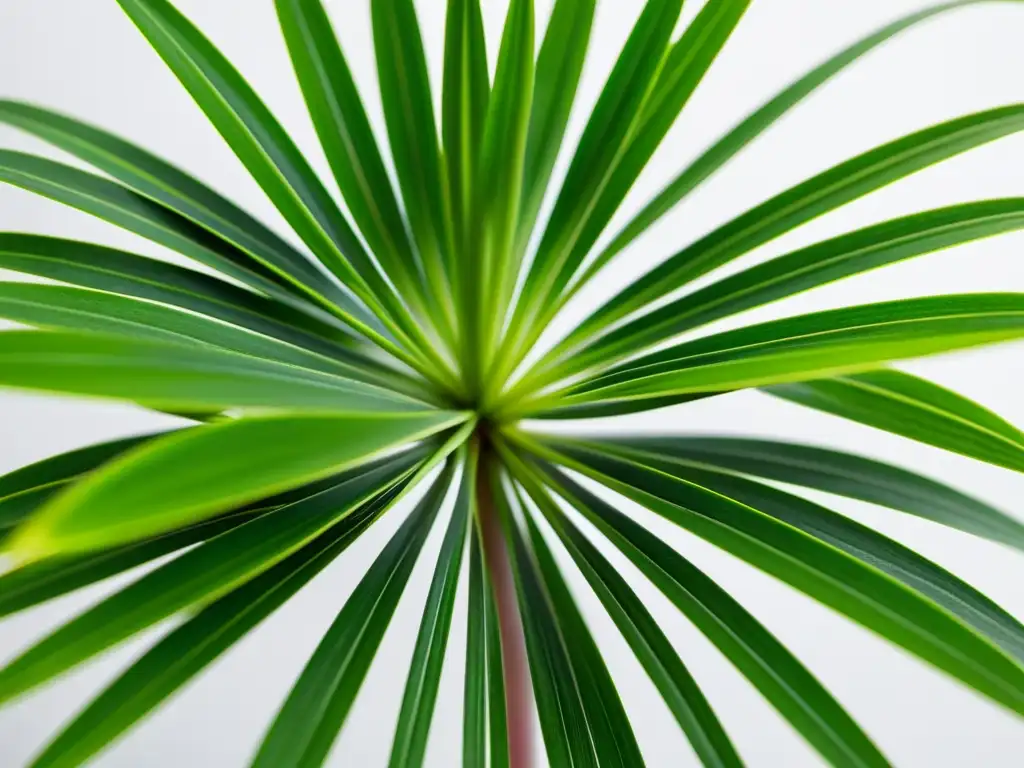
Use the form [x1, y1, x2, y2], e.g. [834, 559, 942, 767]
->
[593, 435, 1024, 551]
[252, 462, 456, 768]
[527, 461, 889, 768]
[531, 438, 1024, 716]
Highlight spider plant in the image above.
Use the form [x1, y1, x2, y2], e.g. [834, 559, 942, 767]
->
[1, 0, 1024, 765]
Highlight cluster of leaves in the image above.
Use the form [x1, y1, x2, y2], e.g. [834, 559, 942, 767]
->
[1, 0, 1024, 766]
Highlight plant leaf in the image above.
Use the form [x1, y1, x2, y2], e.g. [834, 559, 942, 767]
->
[470, 0, 534, 391]
[564, 437, 1024, 664]
[388, 448, 473, 768]
[0, 100, 347, 310]
[565, 104, 1024, 353]
[487, 471, 597, 768]
[535, 198, 1024, 383]
[512, 464, 742, 768]
[528, 459, 887, 768]
[274, 0, 428, 315]
[529, 438, 1024, 716]
[0, 331, 432, 415]
[767, 369, 1024, 472]
[370, 0, 456, 331]
[497, 0, 685, 383]
[0, 451, 425, 707]
[251, 461, 456, 768]
[535, 294, 1024, 414]
[596, 435, 1024, 551]
[463, 514, 510, 768]
[442, 0, 489, 273]
[584, 0, 1024, 287]
[514, 487, 645, 767]
[7, 410, 466, 560]
[0, 432, 170, 541]
[26, 482, 404, 768]
[113, 0, 407, 328]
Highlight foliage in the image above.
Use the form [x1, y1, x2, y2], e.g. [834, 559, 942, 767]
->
[1, 0, 1024, 765]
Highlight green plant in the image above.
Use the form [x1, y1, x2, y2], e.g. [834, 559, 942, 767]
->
[1, 0, 1024, 764]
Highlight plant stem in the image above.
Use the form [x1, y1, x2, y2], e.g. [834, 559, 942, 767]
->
[477, 455, 534, 768]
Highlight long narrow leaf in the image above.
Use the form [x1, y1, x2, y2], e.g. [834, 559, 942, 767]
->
[599, 435, 1024, 550]
[564, 104, 1024, 355]
[7, 410, 465, 560]
[0, 451, 426, 707]
[767, 369, 1024, 472]
[388, 449, 473, 768]
[580, 0, 1024, 290]
[528, 460, 888, 768]
[251, 461, 456, 768]
[528, 438, 1024, 716]
[27, 483, 404, 768]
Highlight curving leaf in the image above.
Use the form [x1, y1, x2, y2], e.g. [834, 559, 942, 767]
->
[529, 294, 1024, 415]
[7, 410, 466, 560]
[595, 435, 1024, 551]
[515, 467, 743, 768]
[0, 432, 170, 541]
[0, 451, 426, 708]
[767, 369, 1024, 472]
[526, 438, 1024, 716]
[27, 483, 405, 768]
[561, 437, 1024, 664]
[581, 0, 1024, 291]
[528, 460, 888, 768]
[564, 104, 1024, 355]
[251, 461, 456, 768]
[534, 198, 1024, 383]
[0, 100, 347, 309]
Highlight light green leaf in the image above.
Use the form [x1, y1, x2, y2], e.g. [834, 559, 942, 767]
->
[0, 432, 170, 541]
[26, 479, 407, 768]
[530, 294, 1024, 415]
[533, 198, 1024, 385]
[767, 369, 1024, 472]
[0, 452, 425, 708]
[252, 462, 456, 768]
[0, 331, 433, 415]
[601, 435, 1024, 551]
[7, 409, 466, 560]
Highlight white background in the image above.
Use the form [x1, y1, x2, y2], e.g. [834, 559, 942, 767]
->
[1, 0, 1024, 765]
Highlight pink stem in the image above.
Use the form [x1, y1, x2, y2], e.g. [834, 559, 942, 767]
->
[478, 460, 534, 768]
